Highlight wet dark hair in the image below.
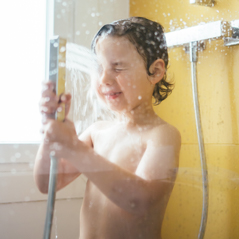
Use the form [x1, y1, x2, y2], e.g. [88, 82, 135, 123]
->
[91, 17, 174, 105]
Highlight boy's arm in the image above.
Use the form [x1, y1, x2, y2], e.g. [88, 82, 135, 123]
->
[57, 124, 181, 215]
[34, 125, 93, 194]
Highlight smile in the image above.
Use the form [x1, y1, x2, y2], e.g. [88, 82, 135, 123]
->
[104, 92, 122, 100]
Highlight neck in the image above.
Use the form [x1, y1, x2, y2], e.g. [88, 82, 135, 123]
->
[116, 102, 159, 127]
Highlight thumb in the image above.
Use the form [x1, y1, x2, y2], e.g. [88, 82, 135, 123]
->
[60, 93, 72, 117]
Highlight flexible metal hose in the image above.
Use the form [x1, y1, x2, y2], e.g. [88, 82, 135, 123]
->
[189, 42, 209, 239]
[43, 157, 58, 239]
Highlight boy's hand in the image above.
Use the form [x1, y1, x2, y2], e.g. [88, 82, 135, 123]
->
[39, 81, 71, 133]
[43, 119, 79, 150]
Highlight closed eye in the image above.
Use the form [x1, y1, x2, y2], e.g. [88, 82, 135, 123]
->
[115, 68, 127, 73]
[115, 68, 123, 72]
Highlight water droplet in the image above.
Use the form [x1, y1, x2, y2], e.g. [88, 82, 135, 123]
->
[98, 22, 103, 26]
[25, 196, 30, 202]
[50, 151, 55, 156]
[76, 31, 80, 35]
[86, 30, 90, 35]
[60, 46, 66, 52]
[138, 96, 142, 100]
[59, 62, 65, 67]
[44, 97, 50, 103]
[15, 152, 21, 158]
[91, 13, 95, 17]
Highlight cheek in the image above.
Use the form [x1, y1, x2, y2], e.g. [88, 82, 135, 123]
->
[117, 73, 134, 90]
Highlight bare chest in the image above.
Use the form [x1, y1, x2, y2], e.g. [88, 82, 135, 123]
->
[92, 127, 146, 172]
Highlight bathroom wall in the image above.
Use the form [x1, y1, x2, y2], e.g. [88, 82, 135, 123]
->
[0, 1, 129, 238]
[130, 0, 239, 238]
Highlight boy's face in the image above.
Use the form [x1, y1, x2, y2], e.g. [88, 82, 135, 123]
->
[93, 36, 154, 113]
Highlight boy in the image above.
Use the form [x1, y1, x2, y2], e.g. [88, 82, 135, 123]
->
[34, 17, 181, 239]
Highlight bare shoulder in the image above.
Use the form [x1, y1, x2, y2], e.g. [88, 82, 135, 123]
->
[148, 120, 181, 147]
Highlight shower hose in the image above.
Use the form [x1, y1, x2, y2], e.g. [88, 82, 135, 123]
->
[189, 42, 209, 239]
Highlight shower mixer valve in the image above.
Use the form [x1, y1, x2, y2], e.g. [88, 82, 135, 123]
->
[190, 0, 215, 7]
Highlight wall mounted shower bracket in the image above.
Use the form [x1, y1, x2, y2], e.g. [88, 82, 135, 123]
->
[183, 41, 206, 54]
[190, 0, 214, 7]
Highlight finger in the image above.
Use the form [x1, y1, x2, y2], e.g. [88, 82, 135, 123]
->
[60, 93, 72, 103]
[40, 105, 58, 115]
[41, 88, 58, 99]
[39, 97, 59, 110]
[59, 93, 72, 116]
[42, 81, 55, 91]
[41, 82, 58, 100]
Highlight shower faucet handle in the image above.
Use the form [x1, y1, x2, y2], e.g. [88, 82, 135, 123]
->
[190, 0, 215, 7]
[224, 20, 239, 46]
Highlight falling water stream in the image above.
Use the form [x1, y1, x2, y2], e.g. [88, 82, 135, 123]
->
[65, 42, 115, 135]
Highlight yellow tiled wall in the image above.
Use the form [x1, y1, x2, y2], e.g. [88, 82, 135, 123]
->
[130, 1, 239, 238]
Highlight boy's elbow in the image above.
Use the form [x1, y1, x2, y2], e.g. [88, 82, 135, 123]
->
[38, 185, 49, 194]
[34, 176, 49, 194]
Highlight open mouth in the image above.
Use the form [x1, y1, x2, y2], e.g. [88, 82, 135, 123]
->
[104, 92, 122, 100]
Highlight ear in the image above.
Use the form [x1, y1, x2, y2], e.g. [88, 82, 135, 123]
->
[148, 59, 165, 85]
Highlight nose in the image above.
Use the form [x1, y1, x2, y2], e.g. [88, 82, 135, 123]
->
[99, 69, 114, 86]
